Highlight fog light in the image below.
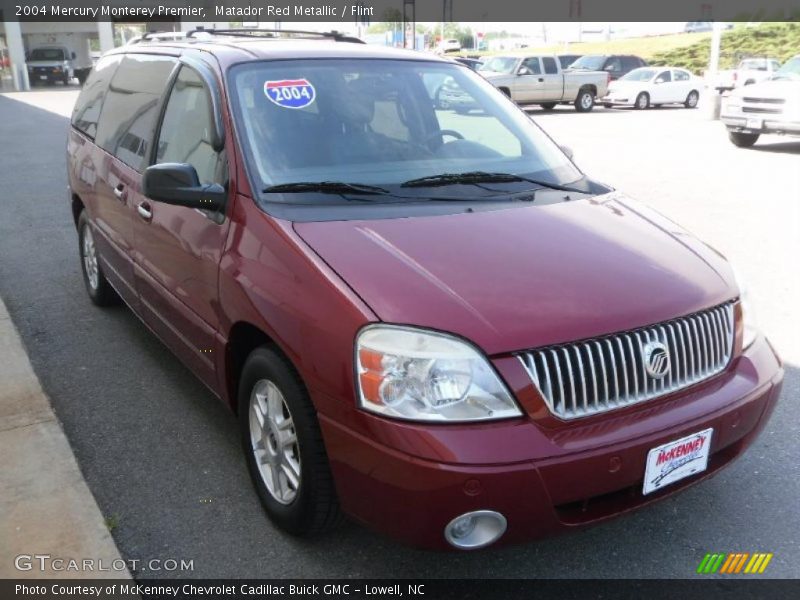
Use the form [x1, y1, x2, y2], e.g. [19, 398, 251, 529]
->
[444, 510, 507, 550]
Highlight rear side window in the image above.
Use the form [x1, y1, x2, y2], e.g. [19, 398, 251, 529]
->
[621, 57, 640, 72]
[155, 66, 223, 185]
[656, 70, 672, 83]
[605, 57, 622, 72]
[94, 54, 177, 170]
[673, 70, 690, 81]
[542, 57, 558, 74]
[71, 55, 122, 139]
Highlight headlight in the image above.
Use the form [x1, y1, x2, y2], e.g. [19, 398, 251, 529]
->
[355, 325, 522, 422]
[733, 269, 758, 349]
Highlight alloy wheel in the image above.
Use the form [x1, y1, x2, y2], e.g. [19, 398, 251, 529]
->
[249, 379, 301, 505]
[82, 224, 99, 290]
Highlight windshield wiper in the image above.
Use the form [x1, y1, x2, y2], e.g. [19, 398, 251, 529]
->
[400, 171, 583, 193]
[263, 181, 391, 195]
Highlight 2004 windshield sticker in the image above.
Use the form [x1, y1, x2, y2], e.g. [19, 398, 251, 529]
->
[264, 79, 316, 109]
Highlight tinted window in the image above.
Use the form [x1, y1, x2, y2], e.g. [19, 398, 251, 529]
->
[156, 67, 223, 185]
[521, 57, 542, 75]
[542, 57, 558, 75]
[605, 57, 622, 72]
[621, 56, 640, 72]
[94, 54, 176, 170]
[71, 55, 122, 139]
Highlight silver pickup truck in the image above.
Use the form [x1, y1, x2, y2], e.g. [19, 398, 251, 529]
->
[480, 55, 610, 112]
[721, 55, 800, 148]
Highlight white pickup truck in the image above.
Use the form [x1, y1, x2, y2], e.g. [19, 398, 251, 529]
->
[721, 55, 800, 147]
[712, 57, 782, 92]
[26, 33, 94, 86]
[480, 55, 610, 112]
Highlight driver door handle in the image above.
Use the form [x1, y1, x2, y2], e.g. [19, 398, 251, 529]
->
[137, 201, 152, 221]
[113, 184, 127, 202]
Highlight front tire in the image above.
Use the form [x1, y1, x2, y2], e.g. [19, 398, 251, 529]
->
[539, 102, 557, 110]
[635, 92, 650, 110]
[728, 131, 759, 148]
[77, 211, 119, 306]
[684, 90, 699, 108]
[239, 347, 341, 536]
[574, 88, 595, 112]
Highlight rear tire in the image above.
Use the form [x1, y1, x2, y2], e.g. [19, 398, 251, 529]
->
[574, 88, 595, 112]
[684, 90, 699, 108]
[634, 92, 650, 110]
[728, 131, 759, 148]
[77, 211, 119, 306]
[239, 347, 342, 536]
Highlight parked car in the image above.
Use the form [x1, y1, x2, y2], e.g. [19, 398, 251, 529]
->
[568, 54, 647, 81]
[67, 29, 782, 551]
[481, 54, 610, 112]
[439, 38, 461, 53]
[721, 54, 800, 147]
[557, 54, 582, 69]
[601, 67, 701, 109]
[26, 45, 93, 85]
[712, 57, 782, 91]
[684, 21, 714, 33]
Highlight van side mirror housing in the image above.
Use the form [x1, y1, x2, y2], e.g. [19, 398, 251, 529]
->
[142, 163, 226, 212]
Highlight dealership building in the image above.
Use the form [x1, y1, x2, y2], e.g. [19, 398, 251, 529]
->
[0, 0, 230, 91]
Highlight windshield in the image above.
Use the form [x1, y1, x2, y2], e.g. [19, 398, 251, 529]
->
[478, 56, 519, 74]
[569, 55, 605, 70]
[229, 59, 582, 204]
[772, 57, 800, 80]
[30, 48, 65, 61]
[620, 68, 656, 82]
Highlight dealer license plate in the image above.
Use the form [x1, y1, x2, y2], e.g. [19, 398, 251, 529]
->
[746, 118, 763, 130]
[643, 428, 713, 495]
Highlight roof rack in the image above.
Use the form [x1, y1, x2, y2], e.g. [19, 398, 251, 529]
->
[132, 31, 188, 44]
[186, 27, 365, 44]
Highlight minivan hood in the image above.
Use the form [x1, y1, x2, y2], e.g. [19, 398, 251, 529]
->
[294, 192, 735, 355]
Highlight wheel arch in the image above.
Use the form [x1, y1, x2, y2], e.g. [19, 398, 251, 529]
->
[71, 193, 85, 228]
[224, 321, 305, 414]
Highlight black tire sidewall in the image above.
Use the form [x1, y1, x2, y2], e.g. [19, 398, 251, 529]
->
[238, 347, 334, 535]
[636, 92, 649, 109]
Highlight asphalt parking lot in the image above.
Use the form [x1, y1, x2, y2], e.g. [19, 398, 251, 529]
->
[0, 89, 798, 578]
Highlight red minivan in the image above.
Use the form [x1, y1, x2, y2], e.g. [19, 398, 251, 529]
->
[67, 30, 783, 550]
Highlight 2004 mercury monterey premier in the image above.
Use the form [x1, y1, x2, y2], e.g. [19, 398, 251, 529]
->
[66, 29, 783, 550]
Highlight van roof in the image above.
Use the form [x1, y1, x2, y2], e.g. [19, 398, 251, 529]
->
[107, 29, 449, 66]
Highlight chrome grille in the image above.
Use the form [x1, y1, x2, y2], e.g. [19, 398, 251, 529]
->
[742, 97, 785, 104]
[518, 303, 735, 420]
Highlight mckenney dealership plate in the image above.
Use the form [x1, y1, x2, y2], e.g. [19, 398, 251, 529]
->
[643, 428, 713, 495]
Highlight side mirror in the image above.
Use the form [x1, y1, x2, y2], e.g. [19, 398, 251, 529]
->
[518, 66, 532, 76]
[71, 51, 76, 60]
[654, 78, 665, 84]
[142, 163, 226, 212]
[560, 145, 574, 160]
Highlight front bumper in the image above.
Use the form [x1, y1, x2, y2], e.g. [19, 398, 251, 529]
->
[318, 335, 783, 550]
[600, 96, 631, 106]
[722, 114, 800, 136]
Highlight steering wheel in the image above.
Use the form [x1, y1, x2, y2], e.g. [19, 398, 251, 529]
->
[425, 129, 465, 146]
